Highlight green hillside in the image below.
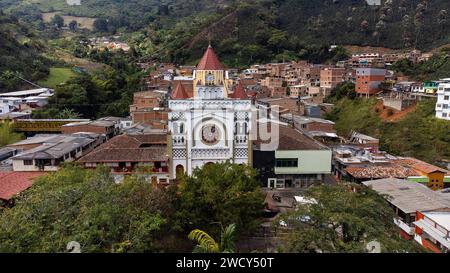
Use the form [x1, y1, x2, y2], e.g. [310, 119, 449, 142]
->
[0, 12, 51, 92]
[3, 0, 450, 66]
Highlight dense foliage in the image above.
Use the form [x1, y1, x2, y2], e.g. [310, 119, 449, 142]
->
[0, 166, 177, 253]
[32, 50, 144, 119]
[0, 122, 23, 147]
[0, 12, 51, 92]
[4, 0, 450, 67]
[0, 162, 265, 253]
[174, 162, 265, 238]
[279, 183, 422, 253]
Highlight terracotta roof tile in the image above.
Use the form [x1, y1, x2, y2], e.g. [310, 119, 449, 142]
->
[0, 172, 45, 201]
[395, 157, 448, 174]
[197, 45, 224, 70]
[78, 134, 168, 163]
[171, 82, 190, 99]
[346, 165, 420, 180]
[230, 82, 248, 99]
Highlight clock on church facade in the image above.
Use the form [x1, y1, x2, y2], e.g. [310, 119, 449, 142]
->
[168, 45, 252, 177]
[201, 124, 220, 145]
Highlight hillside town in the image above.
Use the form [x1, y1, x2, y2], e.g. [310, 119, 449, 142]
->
[0, 43, 449, 254]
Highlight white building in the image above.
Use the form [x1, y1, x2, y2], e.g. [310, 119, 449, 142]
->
[436, 83, 450, 120]
[168, 45, 252, 177]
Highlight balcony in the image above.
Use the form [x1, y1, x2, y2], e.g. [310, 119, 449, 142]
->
[394, 218, 414, 235]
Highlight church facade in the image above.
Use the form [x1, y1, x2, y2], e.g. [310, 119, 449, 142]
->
[168, 46, 252, 177]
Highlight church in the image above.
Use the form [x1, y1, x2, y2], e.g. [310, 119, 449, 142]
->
[168, 45, 252, 177]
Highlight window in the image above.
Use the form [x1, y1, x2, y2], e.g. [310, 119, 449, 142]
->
[276, 158, 298, 168]
[179, 123, 184, 134]
[444, 96, 449, 101]
[24, 160, 33, 166]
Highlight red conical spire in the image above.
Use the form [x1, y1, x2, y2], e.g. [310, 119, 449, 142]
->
[197, 45, 224, 70]
[231, 82, 248, 99]
[171, 82, 190, 99]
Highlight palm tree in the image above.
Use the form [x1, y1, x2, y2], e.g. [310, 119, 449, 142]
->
[188, 223, 237, 253]
[57, 108, 81, 119]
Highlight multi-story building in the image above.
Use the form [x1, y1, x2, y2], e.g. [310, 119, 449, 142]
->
[168, 45, 252, 176]
[423, 81, 439, 94]
[78, 133, 170, 184]
[355, 68, 386, 96]
[320, 67, 345, 89]
[436, 83, 450, 120]
[363, 178, 450, 245]
[129, 90, 169, 129]
[289, 85, 307, 98]
[11, 133, 102, 172]
[261, 77, 283, 89]
[414, 209, 450, 253]
[253, 123, 332, 189]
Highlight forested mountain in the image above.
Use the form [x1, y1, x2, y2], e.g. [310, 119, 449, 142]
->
[1, 0, 449, 91]
[2, 0, 449, 66]
[0, 11, 51, 91]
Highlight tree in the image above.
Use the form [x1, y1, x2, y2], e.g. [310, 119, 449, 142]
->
[51, 14, 64, 28]
[0, 166, 176, 253]
[57, 108, 80, 119]
[93, 18, 108, 32]
[68, 20, 78, 32]
[0, 122, 23, 147]
[279, 183, 422, 253]
[175, 162, 265, 237]
[188, 223, 237, 253]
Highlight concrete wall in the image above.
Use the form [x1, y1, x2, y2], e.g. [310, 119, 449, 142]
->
[275, 150, 332, 175]
[383, 98, 415, 111]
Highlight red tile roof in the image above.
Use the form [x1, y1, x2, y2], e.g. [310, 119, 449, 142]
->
[395, 157, 448, 174]
[0, 172, 45, 201]
[230, 82, 248, 99]
[171, 82, 190, 99]
[78, 134, 168, 163]
[345, 165, 420, 180]
[197, 45, 224, 70]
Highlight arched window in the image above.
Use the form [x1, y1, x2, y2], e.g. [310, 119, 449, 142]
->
[176, 165, 184, 179]
[179, 123, 184, 134]
[243, 122, 248, 134]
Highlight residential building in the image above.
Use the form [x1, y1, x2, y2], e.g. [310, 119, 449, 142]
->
[289, 85, 307, 98]
[414, 209, 450, 253]
[270, 86, 287, 98]
[436, 83, 450, 120]
[129, 90, 169, 129]
[355, 68, 386, 96]
[0, 171, 46, 206]
[280, 114, 336, 133]
[61, 120, 118, 139]
[320, 67, 345, 89]
[423, 81, 439, 94]
[10, 133, 102, 172]
[348, 131, 380, 151]
[261, 77, 283, 89]
[333, 145, 449, 190]
[253, 123, 332, 189]
[78, 133, 170, 184]
[363, 178, 450, 242]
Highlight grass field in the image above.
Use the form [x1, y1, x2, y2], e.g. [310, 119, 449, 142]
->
[38, 67, 76, 88]
[42, 12, 96, 30]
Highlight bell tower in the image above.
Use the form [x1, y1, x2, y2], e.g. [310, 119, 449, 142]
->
[193, 45, 229, 99]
